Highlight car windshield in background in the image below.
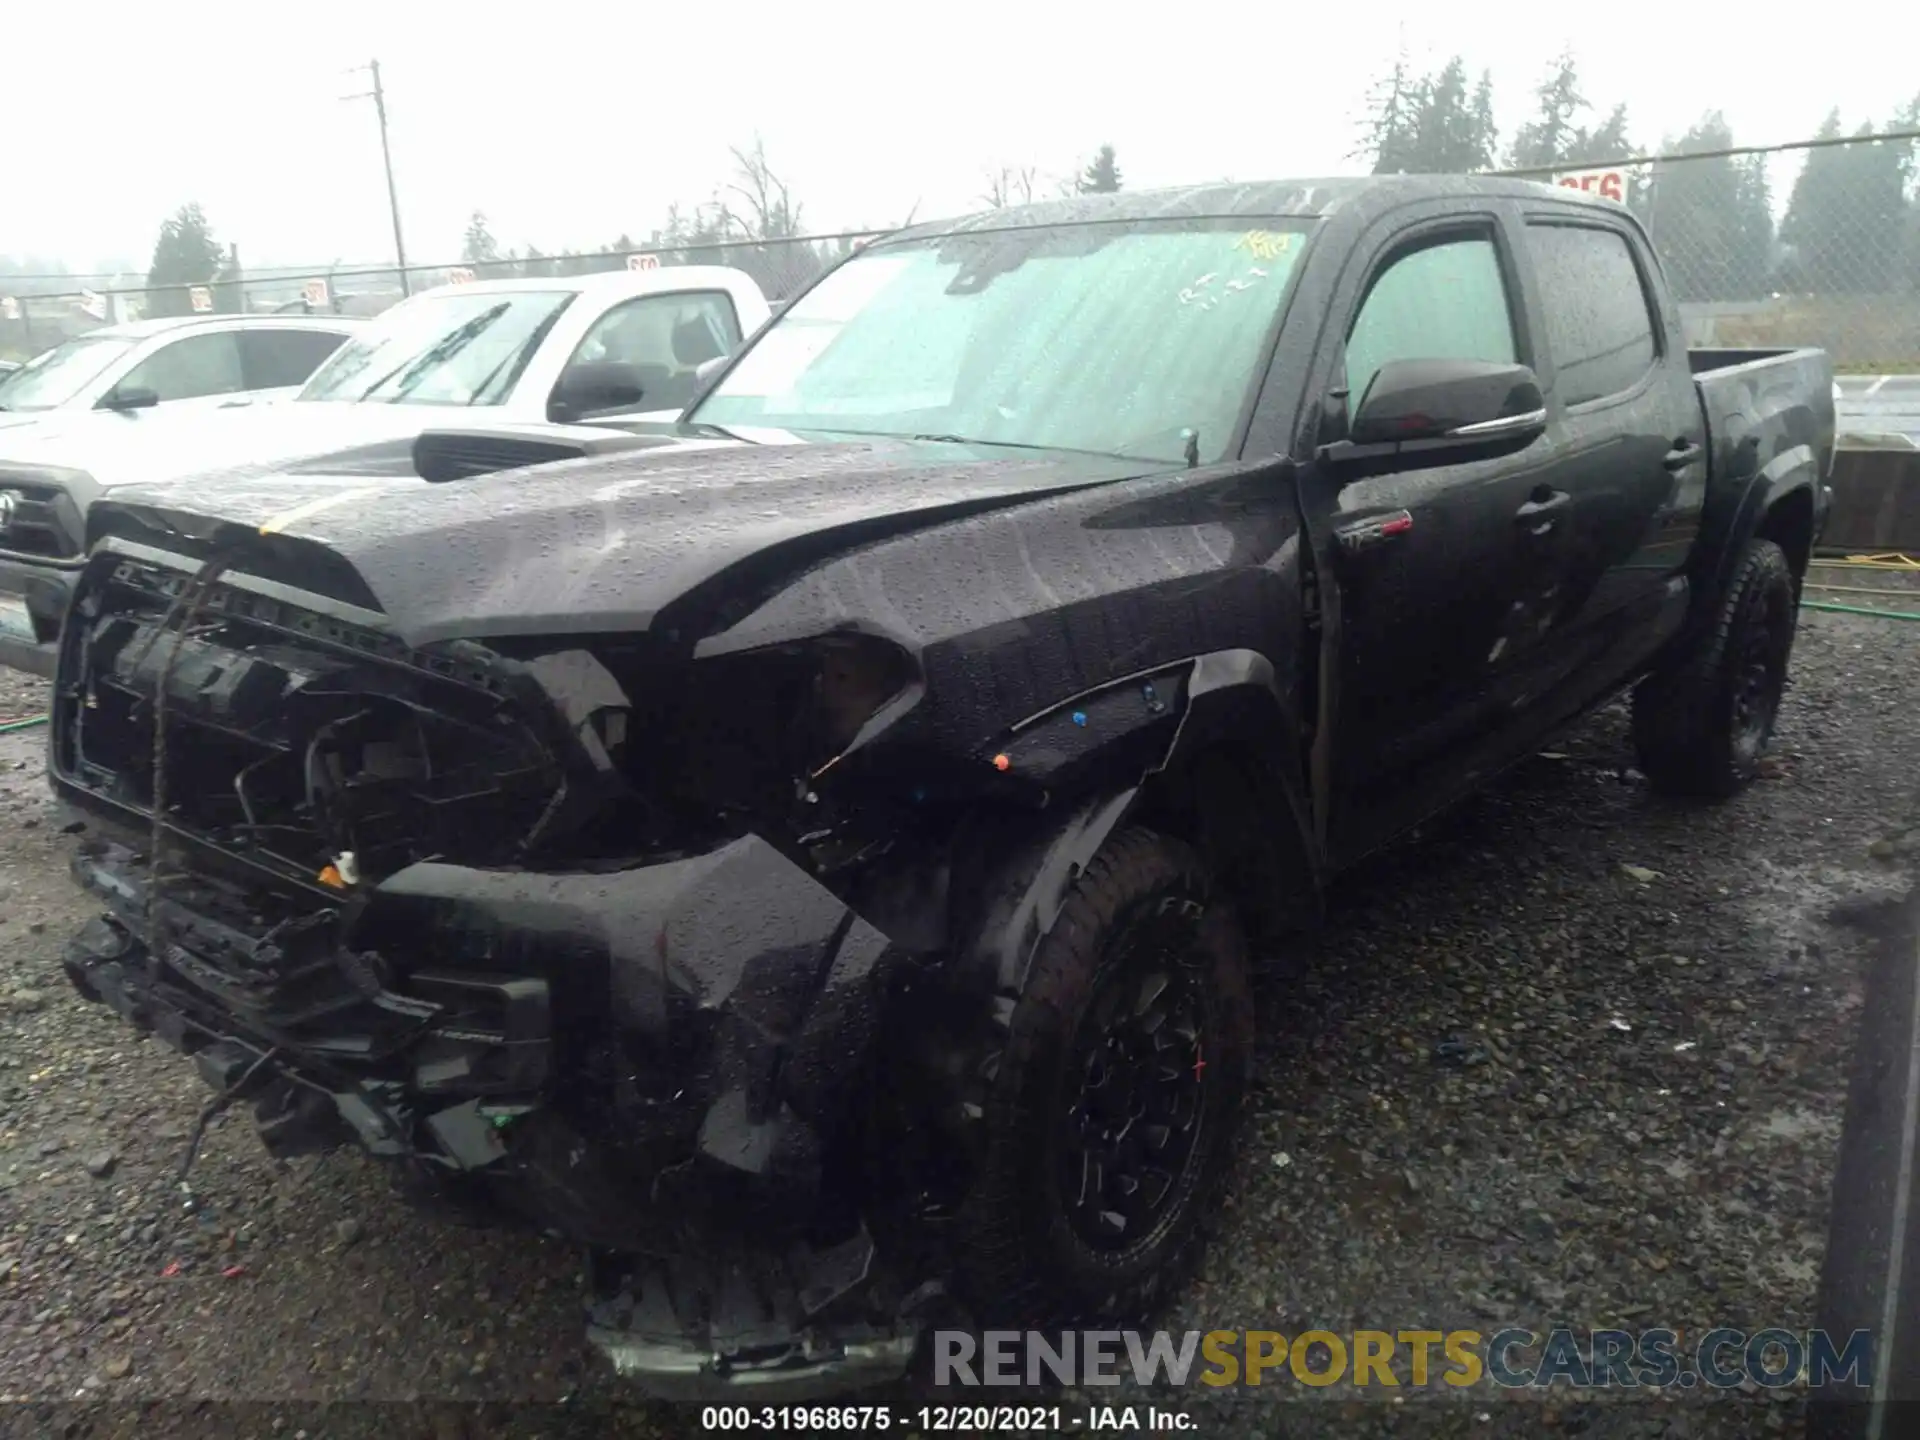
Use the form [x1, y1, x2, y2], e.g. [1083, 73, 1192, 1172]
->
[296, 289, 576, 406]
[691, 218, 1314, 465]
[0, 334, 136, 411]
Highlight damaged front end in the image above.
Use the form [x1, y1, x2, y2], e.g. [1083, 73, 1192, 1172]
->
[49, 536, 958, 1398]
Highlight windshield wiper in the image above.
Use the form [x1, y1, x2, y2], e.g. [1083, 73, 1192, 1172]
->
[681, 420, 754, 442]
[908, 433, 1060, 452]
[355, 303, 512, 402]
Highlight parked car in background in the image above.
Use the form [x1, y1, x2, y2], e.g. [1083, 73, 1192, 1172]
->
[0, 314, 361, 431]
[0, 266, 772, 674]
[46, 175, 1833, 1398]
[289, 267, 771, 423]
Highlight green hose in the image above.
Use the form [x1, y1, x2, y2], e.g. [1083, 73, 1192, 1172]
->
[0, 714, 48, 734]
[1801, 599, 1920, 621]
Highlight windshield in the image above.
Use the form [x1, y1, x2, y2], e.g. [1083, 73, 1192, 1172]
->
[296, 289, 576, 406]
[690, 218, 1312, 465]
[0, 334, 136, 411]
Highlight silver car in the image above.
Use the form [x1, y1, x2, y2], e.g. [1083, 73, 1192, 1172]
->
[0, 313, 362, 430]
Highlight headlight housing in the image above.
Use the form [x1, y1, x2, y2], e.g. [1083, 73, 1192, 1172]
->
[807, 633, 920, 765]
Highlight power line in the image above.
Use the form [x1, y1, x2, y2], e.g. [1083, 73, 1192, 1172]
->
[1489, 125, 1920, 179]
[0, 229, 890, 299]
[7, 123, 1912, 291]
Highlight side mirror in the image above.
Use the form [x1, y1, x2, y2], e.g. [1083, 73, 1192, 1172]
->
[100, 385, 161, 412]
[1323, 358, 1545, 475]
[693, 354, 729, 385]
[549, 361, 647, 422]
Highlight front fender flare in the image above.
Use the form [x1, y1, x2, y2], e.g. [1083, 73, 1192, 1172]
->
[950, 648, 1319, 1005]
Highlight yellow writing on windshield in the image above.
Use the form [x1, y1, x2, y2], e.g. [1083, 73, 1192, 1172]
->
[1233, 231, 1297, 262]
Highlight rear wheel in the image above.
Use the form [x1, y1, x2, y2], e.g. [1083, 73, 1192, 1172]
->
[1631, 537, 1797, 798]
[949, 827, 1254, 1327]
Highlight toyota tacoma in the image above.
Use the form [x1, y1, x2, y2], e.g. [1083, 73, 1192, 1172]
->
[46, 176, 1834, 1398]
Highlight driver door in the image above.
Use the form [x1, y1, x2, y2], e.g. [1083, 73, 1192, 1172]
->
[1301, 213, 1576, 868]
[105, 331, 247, 413]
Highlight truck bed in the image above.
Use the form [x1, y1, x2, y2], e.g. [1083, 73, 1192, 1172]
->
[1689, 345, 1835, 482]
[1688, 344, 1837, 565]
[1687, 346, 1813, 375]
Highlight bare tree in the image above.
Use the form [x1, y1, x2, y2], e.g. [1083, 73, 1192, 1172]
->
[726, 135, 804, 240]
[980, 165, 1039, 209]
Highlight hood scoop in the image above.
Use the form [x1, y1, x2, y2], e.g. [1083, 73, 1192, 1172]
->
[411, 425, 675, 484]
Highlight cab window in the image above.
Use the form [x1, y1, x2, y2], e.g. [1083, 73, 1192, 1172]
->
[559, 292, 743, 414]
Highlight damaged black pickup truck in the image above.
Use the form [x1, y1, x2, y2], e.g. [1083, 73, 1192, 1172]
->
[46, 176, 1834, 1399]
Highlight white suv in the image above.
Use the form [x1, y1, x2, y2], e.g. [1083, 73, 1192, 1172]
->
[0, 314, 361, 429]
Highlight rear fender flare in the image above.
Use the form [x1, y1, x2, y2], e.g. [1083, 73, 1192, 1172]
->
[1696, 437, 1823, 632]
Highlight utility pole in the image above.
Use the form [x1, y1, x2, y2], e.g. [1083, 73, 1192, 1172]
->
[344, 59, 412, 296]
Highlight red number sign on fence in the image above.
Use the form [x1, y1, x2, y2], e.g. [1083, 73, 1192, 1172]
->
[1555, 168, 1627, 204]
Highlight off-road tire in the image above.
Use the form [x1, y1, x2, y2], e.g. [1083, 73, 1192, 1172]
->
[1631, 537, 1798, 799]
[949, 827, 1255, 1329]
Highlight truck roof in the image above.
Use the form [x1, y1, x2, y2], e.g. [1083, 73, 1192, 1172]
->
[892, 174, 1618, 242]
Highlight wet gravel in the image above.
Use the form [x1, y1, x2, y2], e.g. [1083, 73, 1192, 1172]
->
[1, 607, 1916, 1440]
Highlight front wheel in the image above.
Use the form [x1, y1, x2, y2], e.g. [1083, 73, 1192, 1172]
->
[1631, 537, 1798, 799]
[949, 827, 1254, 1328]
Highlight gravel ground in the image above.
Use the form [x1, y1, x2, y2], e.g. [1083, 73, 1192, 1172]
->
[1, 602, 1916, 1440]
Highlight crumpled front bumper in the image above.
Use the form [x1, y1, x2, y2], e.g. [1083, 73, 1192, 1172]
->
[57, 828, 928, 1401]
[585, 1241, 927, 1401]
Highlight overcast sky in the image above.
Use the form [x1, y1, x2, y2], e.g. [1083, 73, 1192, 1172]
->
[7, 1, 1916, 275]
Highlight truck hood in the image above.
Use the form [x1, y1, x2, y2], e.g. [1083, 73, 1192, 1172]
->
[95, 437, 1162, 648]
[0, 401, 480, 488]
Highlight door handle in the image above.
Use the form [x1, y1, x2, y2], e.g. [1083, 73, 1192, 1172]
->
[1663, 440, 1703, 471]
[1333, 509, 1414, 555]
[1514, 488, 1570, 527]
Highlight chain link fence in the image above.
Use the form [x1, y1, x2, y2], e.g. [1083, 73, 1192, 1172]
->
[6, 130, 1918, 379]
[1498, 128, 1920, 376]
[0, 229, 888, 360]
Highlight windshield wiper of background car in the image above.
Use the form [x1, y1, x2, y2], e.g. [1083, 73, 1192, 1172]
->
[355, 303, 512, 404]
[678, 419, 757, 443]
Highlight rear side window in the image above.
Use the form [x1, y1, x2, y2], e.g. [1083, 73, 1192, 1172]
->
[1525, 224, 1658, 406]
[241, 329, 351, 389]
[1345, 236, 1517, 407]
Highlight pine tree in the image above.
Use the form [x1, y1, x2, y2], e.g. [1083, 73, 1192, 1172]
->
[144, 204, 224, 318]
[1564, 104, 1633, 167]
[1361, 48, 1420, 174]
[461, 212, 500, 267]
[1399, 57, 1493, 173]
[1645, 113, 1774, 301]
[1079, 145, 1123, 194]
[1469, 71, 1498, 171]
[1508, 51, 1586, 169]
[1780, 112, 1911, 294]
